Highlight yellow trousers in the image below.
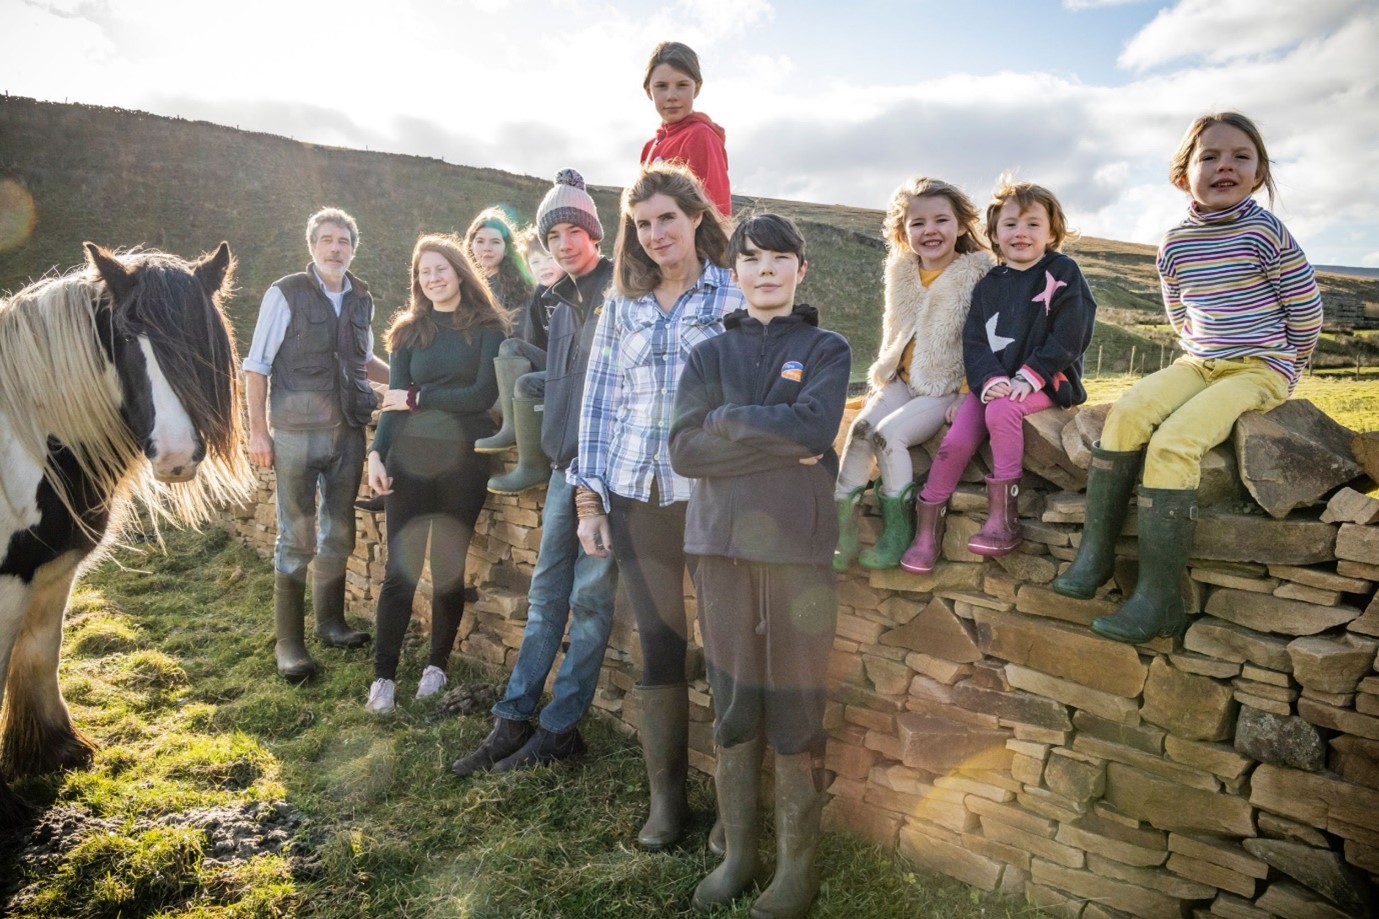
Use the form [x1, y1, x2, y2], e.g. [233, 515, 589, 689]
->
[1101, 356, 1288, 490]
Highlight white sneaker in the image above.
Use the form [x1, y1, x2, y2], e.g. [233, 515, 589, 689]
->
[365, 678, 396, 714]
[416, 665, 447, 699]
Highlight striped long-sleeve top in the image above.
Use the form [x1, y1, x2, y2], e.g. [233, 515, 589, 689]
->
[1157, 197, 1322, 392]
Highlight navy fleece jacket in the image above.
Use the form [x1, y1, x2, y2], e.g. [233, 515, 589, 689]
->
[670, 305, 851, 566]
[963, 251, 1097, 407]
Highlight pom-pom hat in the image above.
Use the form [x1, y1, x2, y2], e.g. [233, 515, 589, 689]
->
[536, 168, 604, 248]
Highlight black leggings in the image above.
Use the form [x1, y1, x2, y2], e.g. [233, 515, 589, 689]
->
[374, 437, 491, 680]
[608, 490, 695, 687]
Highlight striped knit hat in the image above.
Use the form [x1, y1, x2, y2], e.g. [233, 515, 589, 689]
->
[536, 168, 604, 247]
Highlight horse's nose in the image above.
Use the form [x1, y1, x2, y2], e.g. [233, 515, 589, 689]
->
[145, 436, 202, 483]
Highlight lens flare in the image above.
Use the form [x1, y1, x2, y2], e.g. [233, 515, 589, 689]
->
[0, 179, 36, 252]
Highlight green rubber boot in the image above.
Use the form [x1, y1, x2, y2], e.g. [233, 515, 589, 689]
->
[313, 569, 369, 648]
[475, 354, 532, 453]
[274, 572, 318, 682]
[1090, 488, 1197, 644]
[487, 396, 550, 495]
[832, 483, 868, 572]
[692, 736, 764, 911]
[636, 684, 691, 851]
[858, 483, 915, 570]
[750, 752, 826, 919]
[1053, 445, 1143, 599]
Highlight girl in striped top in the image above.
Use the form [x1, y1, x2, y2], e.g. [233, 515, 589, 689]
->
[1054, 112, 1322, 645]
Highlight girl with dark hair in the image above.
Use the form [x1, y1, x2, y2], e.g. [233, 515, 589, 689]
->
[573, 161, 743, 850]
[464, 207, 534, 313]
[363, 234, 510, 713]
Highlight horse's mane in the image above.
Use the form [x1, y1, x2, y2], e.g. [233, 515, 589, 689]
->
[0, 250, 253, 538]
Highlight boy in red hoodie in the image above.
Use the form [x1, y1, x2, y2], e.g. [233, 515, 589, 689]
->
[641, 41, 731, 217]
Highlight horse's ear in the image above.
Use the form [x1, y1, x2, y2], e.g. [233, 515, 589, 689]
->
[194, 242, 234, 297]
[85, 242, 135, 305]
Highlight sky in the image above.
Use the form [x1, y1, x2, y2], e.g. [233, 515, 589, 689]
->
[3, 0, 1378, 267]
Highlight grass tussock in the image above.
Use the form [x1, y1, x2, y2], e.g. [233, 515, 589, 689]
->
[2, 527, 1046, 918]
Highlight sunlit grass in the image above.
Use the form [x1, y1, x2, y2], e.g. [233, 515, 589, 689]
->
[2, 528, 1048, 918]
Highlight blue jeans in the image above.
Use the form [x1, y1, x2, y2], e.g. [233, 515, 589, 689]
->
[493, 470, 618, 732]
[272, 423, 364, 578]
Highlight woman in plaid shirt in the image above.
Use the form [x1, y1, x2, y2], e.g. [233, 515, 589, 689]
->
[573, 161, 744, 851]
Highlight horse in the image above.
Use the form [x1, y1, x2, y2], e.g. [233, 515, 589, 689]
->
[0, 242, 253, 821]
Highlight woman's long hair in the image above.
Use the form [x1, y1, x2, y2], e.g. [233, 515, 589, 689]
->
[464, 207, 533, 311]
[613, 161, 729, 299]
[387, 234, 511, 352]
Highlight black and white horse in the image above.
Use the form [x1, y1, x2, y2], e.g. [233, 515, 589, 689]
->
[0, 242, 253, 820]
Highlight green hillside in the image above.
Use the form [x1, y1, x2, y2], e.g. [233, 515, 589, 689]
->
[2, 96, 1375, 375]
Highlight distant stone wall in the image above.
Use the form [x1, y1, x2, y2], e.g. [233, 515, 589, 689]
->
[224, 403, 1379, 918]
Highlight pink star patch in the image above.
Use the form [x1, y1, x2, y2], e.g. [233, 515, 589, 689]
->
[1032, 271, 1067, 315]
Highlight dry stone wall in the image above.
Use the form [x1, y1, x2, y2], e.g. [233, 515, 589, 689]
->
[224, 400, 1379, 918]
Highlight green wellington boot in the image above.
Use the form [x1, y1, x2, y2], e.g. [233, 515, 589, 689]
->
[1053, 445, 1143, 599]
[750, 752, 826, 919]
[693, 736, 765, 911]
[475, 354, 532, 453]
[636, 684, 691, 851]
[312, 570, 369, 648]
[832, 483, 868, 572]
[858, 483, 915, 570]
[273, 572, 318, 682]
[487, 396, 550, 495]
[1090, 488, 1197, 644]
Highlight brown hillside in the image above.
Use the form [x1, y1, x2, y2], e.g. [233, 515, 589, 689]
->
[2, 96, 1374, 374]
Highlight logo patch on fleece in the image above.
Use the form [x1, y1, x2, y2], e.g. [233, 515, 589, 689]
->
[780, 360, 804, 382]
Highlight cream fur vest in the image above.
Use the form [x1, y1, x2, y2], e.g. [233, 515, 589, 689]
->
[867, 249, 994, 396]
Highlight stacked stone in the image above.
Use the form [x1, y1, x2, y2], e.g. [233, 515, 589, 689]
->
[221, 402, 1379, 918]
[815, 401, 1379, 918]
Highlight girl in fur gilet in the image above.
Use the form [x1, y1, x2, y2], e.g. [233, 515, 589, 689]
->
[834, 177, 993, 570]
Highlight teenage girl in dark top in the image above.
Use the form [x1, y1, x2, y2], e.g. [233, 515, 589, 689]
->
[363, 233, 511, 713]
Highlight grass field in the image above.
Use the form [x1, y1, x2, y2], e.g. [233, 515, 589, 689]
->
[1, 528, 1046, 919]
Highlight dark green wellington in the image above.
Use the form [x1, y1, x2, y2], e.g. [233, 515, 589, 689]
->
[1090, 488, 1197, 644]
[692, 736, 764, 911]
[1052, 445, 1143, 599]
[858, 482, 915, 570]
[486, 396, 550, 495]
[273, 572, 318, 682]
[474, 354, 531, 453]
[832, 483, 869, 572]
[750, 752, 827, 919]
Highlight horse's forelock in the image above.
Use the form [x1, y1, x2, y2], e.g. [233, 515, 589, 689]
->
[117, 255, 244, 461]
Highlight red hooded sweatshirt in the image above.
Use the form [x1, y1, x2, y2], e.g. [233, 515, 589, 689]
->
[640, 111, 731, 217]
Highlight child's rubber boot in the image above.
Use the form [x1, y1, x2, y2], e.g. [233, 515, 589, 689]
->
[858, 483, 915, 570]
[899, 496, 947, 574]
[1052, 445, 1143, 599]
[832, 483, 868, 572]
[1090, 488, 1197, 644]
[487, 396, 550, 495]
[475, 354, 532, 453]
[967, 476, 1022, 557]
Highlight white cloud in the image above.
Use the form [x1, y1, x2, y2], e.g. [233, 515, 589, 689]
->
[1119, 0, 1363, 70]
[2, 0, 1376, 264]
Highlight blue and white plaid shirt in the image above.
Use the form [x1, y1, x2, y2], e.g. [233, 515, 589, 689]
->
[571, 261, 743, 508]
